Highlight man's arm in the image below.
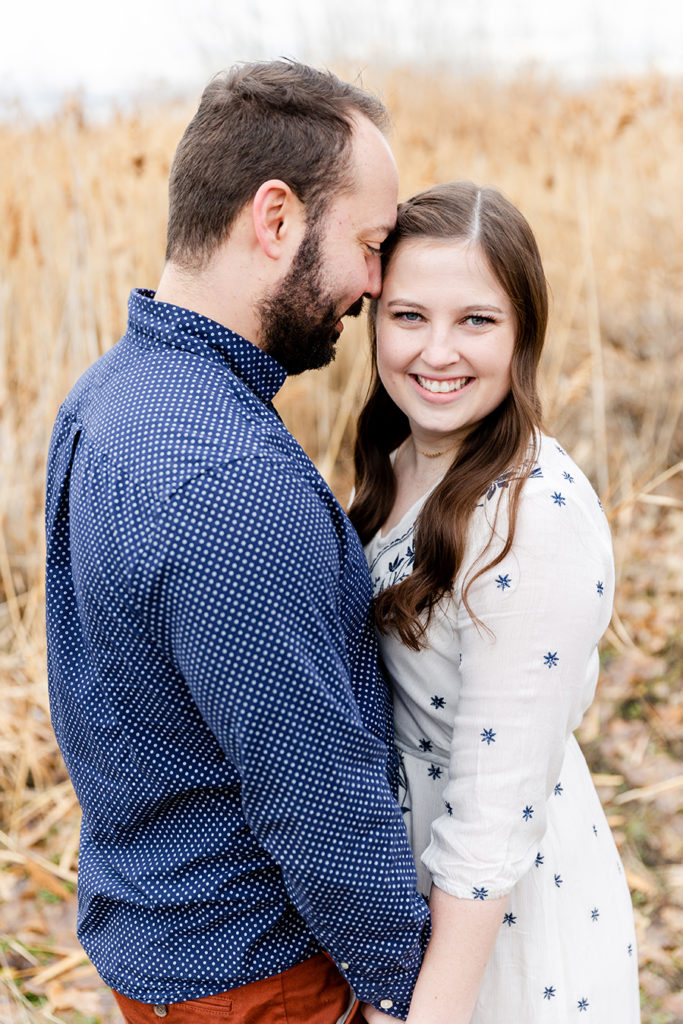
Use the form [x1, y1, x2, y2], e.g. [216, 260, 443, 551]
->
[136, 456, 429, 1017]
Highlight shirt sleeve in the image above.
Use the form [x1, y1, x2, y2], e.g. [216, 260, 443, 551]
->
[421, 475, 614, 900]
[136, 454, 428, 1018]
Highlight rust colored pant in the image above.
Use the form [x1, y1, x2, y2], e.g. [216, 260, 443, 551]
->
[112, 953, 364, 1024]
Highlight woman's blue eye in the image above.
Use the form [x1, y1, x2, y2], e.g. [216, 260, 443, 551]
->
[467, 315, 495, 326]
[395, 311, 422, 321]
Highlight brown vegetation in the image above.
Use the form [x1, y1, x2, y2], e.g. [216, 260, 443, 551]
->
[1, 72, 681, 1022]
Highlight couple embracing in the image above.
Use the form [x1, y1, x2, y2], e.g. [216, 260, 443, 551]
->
[45, 61, 639, 1023]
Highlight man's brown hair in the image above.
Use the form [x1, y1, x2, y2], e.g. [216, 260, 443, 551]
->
[165, 60, 389, 269]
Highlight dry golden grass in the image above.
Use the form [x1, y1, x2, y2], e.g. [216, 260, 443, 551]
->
[1, 71, 681, 1022]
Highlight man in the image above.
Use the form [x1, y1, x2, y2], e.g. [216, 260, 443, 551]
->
[45, 61, 429, 1023]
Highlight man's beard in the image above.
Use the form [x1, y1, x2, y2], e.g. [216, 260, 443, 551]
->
[258, 222, 364, 376]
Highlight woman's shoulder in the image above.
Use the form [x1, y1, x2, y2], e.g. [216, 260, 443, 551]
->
[474, 432, 611, 546]
[512, 433, 613, 553]
[524, 433, 605, 509]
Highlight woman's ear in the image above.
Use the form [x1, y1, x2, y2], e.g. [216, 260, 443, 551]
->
[252, 180, 306, 259]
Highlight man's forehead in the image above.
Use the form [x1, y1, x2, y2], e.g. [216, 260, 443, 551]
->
[347, 113, 397, 175]
[328, 195, 396, 236]
[373, 219, 398, 237]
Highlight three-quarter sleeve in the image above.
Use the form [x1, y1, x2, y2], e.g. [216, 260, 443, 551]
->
[421, 469, 614, 900]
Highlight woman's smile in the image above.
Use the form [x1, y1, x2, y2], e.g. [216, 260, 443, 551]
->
[412, 373, 474, 396]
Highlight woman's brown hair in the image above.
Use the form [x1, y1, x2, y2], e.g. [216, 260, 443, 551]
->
[348, 181, 548, 649]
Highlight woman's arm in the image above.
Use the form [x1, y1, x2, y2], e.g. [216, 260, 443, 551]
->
[405, 886, 507, 1024]
[422, 474, 614, 903]
[361, 886, 506, 1024]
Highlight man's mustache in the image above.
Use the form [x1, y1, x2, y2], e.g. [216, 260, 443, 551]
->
[341, 297, 365, 320]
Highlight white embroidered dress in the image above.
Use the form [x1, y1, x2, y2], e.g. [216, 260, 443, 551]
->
[365, 434, 640, 1022]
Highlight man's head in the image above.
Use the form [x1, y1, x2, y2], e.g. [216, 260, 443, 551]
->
[166, 60, 390, 269]
[257, 112, 398, 374]
[162, 60, 398, 374]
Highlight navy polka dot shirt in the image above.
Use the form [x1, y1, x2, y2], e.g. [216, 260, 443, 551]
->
[45, 289, 429, 1017]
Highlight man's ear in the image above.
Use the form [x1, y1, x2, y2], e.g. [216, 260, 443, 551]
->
[252, 180, 305, 259]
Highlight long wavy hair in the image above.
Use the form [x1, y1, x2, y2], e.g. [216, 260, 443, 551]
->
[348, 181, 548, 649]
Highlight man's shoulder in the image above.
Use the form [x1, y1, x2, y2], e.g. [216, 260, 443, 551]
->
[61, 327, 274, 476]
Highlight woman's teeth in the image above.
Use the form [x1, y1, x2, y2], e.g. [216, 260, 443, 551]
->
[416, 375, 471, 393]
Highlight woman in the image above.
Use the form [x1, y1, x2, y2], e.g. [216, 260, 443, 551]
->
[349, 182, 640, 1023]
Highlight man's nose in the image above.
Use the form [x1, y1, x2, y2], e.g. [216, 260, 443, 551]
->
[364, 253, 382, 298]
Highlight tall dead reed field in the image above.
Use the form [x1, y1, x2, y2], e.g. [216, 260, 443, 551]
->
[1, 72, 681, 1022]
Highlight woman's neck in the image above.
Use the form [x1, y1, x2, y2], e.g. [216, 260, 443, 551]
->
[380, 437, 455, 535]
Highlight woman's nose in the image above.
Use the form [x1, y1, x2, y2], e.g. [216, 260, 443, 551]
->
[421, 329, 461, 367]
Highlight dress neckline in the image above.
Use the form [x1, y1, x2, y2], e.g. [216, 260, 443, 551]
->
[377, 478, 441, 541]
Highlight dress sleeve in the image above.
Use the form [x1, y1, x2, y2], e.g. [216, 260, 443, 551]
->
[421, 474, 614, 900]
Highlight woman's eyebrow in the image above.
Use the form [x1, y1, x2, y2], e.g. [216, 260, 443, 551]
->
[385, 298, 428, 310]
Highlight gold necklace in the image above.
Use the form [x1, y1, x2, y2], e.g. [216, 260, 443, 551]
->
[413, 438, 459, 459]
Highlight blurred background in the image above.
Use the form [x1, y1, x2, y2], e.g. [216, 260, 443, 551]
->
[1, 2, 681, 1022]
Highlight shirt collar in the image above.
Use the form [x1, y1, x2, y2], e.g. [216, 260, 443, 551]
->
[128, 288, 287, 405]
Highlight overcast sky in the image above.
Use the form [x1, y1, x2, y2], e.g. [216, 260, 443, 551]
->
[2, 0, 682, 116]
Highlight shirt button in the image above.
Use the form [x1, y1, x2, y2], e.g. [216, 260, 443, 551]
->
[153, 1006, 168, 1018]
[379, 999, 394, 1010]
[340, 962, 350, 970]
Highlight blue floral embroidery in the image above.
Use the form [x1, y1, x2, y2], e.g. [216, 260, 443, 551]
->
[396, 750, 410, 816]
[551, 491, 566, 506]
[544, 986, 556, 1000]
[556, 444, 566, 455]
[597, 581, 604, 595]
[428, 764, 442, 780]
[544, 651, 559, 668]
[431, 695, 446, 709]
[535, 852, 544, 867]
[563, 471, 575, 483]
[593, 825, 598, 837]
[418, 738, 433, 752]
[495, 573, 512, 591]
[627, 943, 633, 957]
[503, 912, 517, 927]
[554, 782, 563, 795]
[481, 728, 496, 745]
[444, 801, 453, 816]
[486, 470, 512, 501]
[591, 907, 600, 921]
[530, 466, 544, 479]
[368, 528, 416, 594]
[554, 874, 563, 888]
[578, 998, 589, 1011]
[473, 887, 488, 900]
[523, 805, 534, 821]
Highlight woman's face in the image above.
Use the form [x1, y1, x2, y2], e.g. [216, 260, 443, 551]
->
[375, 238, 517, 452]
